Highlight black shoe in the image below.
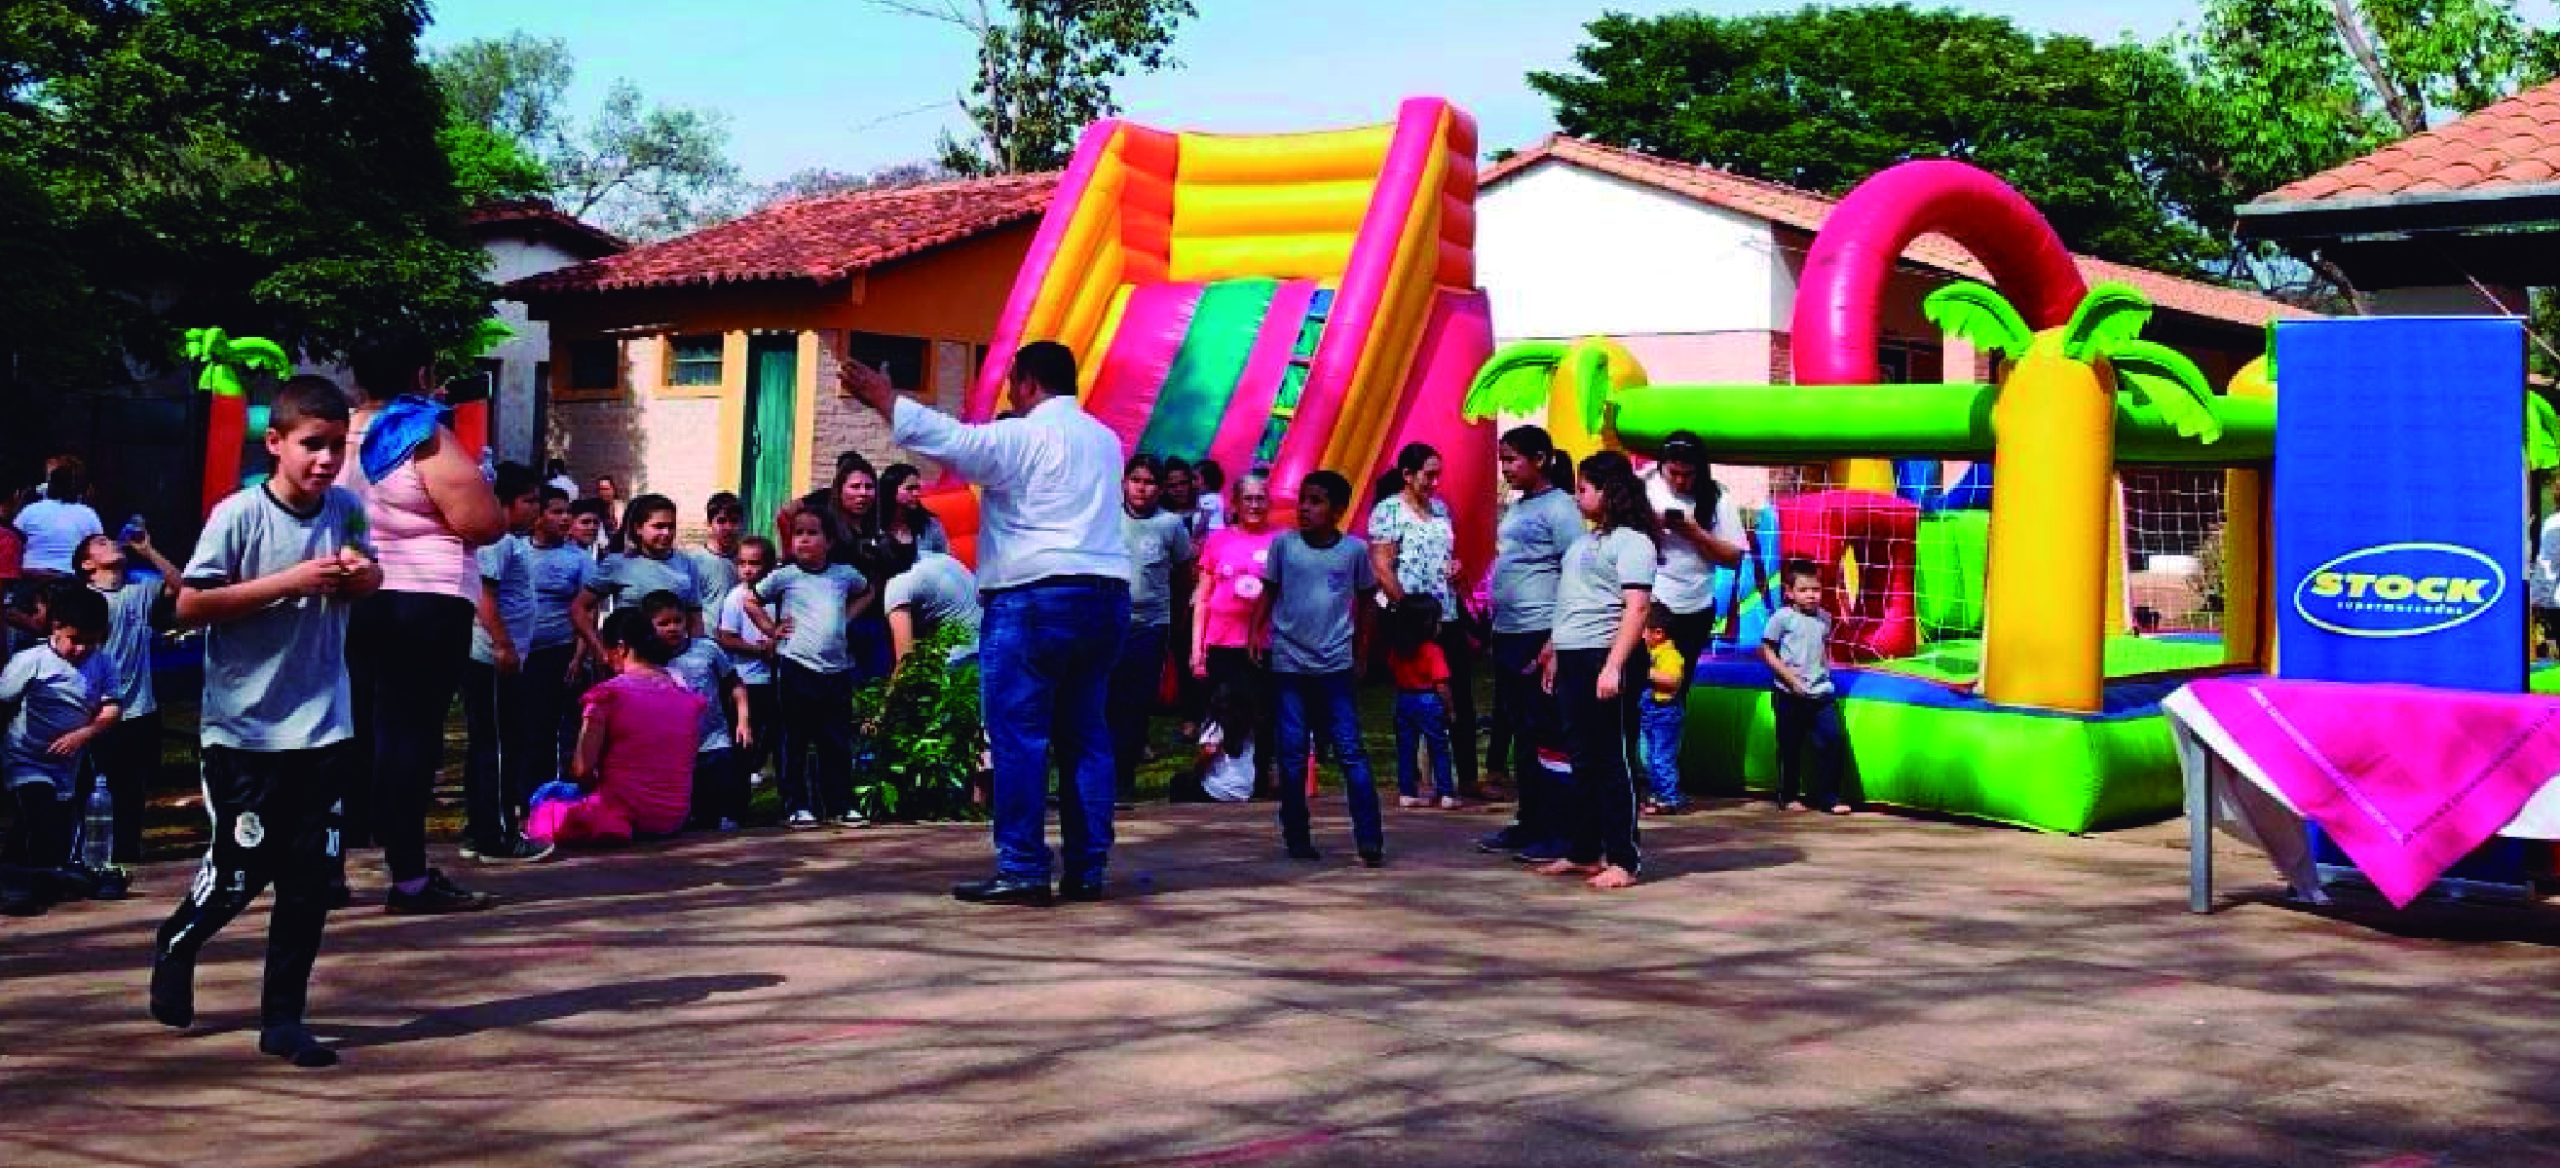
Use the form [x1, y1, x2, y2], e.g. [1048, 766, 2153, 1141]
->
[951, 876, 1053, 906]
[1286, 843, 1322, 862]
[88, 867, 131, 900]
[1513, 841, 1567, 865]
[1059, 877, 1106, 903]
[386, 868, 493, 915]
[466, 835, 555, 864]
[1475, 826, 1523, 854]
[258, 1024, 339, 1068]
[1359, 850, 1384, 868]
[0, 881, 46, 917]
[149, 948, 195, 1029]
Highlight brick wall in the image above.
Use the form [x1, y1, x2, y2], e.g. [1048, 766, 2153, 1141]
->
[804, 328, 944, 489]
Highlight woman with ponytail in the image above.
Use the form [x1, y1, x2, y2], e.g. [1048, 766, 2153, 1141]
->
[1475, 426, 1585, 860]
[1535, 450, 1657, 890]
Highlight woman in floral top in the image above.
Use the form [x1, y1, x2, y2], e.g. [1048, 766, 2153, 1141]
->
[1368, 442, 1479, 800]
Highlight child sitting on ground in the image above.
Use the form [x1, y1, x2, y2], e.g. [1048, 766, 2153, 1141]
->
[1, 583, 119, 916]
[647, 589, 753, 832]
[529, 607, 706, 848]
[1171, 683, 1259, 804]
[1639, 609, 1692, 816]
[1761, 559, 1851, 815]
[1385, 594, 1459, 810]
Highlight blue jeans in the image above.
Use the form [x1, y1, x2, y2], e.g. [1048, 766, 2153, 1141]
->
[1107, 622, 1171, 799]
[1639, 697, 1685, 807]
[1393, 691, 1455, 800]
[1274, 670, 1383, 854]
[982, 579, 1131, 882]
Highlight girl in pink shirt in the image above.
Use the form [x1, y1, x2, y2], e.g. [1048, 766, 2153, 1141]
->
[530, 607, 706, 846]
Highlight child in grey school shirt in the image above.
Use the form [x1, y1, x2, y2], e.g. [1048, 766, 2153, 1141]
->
[1760, 559, 1851, 815]
[1251, 470, 1384, 866]
[1, 584, 119, 911]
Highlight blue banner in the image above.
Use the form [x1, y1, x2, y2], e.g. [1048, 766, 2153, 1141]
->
[2272, 318, 2526, 691]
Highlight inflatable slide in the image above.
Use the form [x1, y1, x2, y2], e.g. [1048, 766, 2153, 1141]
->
[935, 98, 1495, 573]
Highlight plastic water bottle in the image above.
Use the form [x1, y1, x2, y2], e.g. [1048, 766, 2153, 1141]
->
[119, 514, 146, 546]
[83, 776, 114, 871]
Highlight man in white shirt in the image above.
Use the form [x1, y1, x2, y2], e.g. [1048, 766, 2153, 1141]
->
[843, 341, 1131, 907]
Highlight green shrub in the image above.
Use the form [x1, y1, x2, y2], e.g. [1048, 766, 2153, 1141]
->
[849, 625, 987, 822]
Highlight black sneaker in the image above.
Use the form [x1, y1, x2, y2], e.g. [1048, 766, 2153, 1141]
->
[1359, 850, 1385, 868]
[1474, 826, 1523, 854]
[466, 836, 555, 864]
[1060, 876, 1106, 903]
[1286, 843, 1322, 862]
[386, 868, 493, 915]
[149, 947, 195, 1029]
[258, 1024, 340, 1068]
[88, 867, 131, 900]
[0, 882, 43, 917]
[951, 876, 1053, 906]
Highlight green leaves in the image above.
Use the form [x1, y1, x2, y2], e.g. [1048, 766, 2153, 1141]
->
[1464, 341, 1569, 421]
[1921, 283, 2032, 360]
[2106, 340, 2224, 444]
[847, 623, 988, 823]
[2060, 283, 2152, 363]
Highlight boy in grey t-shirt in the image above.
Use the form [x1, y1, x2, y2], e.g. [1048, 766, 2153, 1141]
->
[886, 549, 981, 665]
[1, 584, 118, 912]
[1759, 560, 1850, 814]
[153, 376, 383, 1069]
[1251, 470, 1384, 865]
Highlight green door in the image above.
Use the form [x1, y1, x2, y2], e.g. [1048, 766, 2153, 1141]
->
[742, 335, 799, 528]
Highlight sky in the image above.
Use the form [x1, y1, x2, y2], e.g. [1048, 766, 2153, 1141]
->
[412, 0, 2490, 186]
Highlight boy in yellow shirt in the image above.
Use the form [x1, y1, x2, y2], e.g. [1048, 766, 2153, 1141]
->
[1638, 611, 1690, 815]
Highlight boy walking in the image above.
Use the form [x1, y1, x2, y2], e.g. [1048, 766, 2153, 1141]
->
[1760, 560, 1850, 815]
[1, 584, 119, 915]
[151, 375, 382, 1068]
[1251, 471, 1385, 866]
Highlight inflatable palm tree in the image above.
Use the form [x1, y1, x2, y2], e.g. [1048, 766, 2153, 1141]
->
[1921, 280, 2221, 710]
[184, 327, 292, 518]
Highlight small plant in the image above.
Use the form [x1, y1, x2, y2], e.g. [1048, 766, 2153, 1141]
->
[848, 625, 987, 822]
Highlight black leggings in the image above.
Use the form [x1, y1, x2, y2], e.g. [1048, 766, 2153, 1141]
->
[6, 783, 72, 872]
[1662, 607, 1717, 694]
[154, 745, 348, 1027]
[777, 661, 854, 817]
[348, 591, 474, 883]
[1490, 631, 1559, 840]
[88, 710, 162, 863]
[1203, 646, 1276, 786]
[1552, 648, 1643, 875]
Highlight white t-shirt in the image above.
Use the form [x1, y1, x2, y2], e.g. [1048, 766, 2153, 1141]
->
[1198, 722, 1256, 802]
[15, 499, 104, 574]
[715, 583, 774, 686]
[1643, 469, 1743, 616]
[2535, 513, 2560, 609]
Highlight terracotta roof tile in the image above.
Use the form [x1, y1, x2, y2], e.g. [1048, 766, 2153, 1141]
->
[510, 174, 1060, 296]
[2253, 78, 2560, 207]
[1484, 137, 2312, 329]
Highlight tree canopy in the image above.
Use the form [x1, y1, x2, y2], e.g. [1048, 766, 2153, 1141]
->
[1, 0, 496, 389]
[430, 32, 741, 239]
[869, 0, 1195, 175]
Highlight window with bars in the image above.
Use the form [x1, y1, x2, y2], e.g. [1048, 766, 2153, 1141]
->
[667, 334, 724, 387]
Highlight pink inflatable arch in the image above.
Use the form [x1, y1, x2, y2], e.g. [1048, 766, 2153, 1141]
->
[1790, 160, 2088, 386]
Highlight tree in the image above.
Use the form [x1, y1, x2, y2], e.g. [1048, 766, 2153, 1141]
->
[429, 34, 742, 239]
[870, 0, 1196, 175]
[1529, 6, 2230, 274]
[1, 0, 495, 388]
[759, 160, 960, 208]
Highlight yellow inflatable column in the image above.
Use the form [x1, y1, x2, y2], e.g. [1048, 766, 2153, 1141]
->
[1979, 338, 2114, 712]
[2221, 356, 2276, 670]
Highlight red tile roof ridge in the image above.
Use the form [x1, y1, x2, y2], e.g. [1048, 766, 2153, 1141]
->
[2251, 77, 2560, 207]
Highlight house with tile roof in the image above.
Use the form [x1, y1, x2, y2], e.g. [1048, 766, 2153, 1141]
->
[2237, 78, 2560, 316]
[508, 173, 1057, 528]
[1478, 136, 2311, 520]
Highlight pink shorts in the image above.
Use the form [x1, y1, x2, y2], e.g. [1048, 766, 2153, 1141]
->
[526, 793, 633, 846]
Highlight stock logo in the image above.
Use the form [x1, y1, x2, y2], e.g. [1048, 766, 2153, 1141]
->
[2291, 542, 2504, 639]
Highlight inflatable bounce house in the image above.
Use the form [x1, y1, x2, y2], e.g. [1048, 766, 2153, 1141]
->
[1475, 161, 2287, 833]
[931, 97, 1496, 568]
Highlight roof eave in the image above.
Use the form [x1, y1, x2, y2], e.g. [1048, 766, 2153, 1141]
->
[2238, 181, 2560, 240]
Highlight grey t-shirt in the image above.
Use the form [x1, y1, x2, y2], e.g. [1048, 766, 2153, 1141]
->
[2, 644, 114, 794]
[884, 551, 982, 659]
[527, 541, 592, 650]
[756, 563, 867, 675]
[665, 636, 738, 753]
[1552, 527, 1658, 652]
[94, 579, 161, 719]
[183, 485, 374, 751]
[683, 547, 739, 611]
[469, 534, 537, 665]
[1490, 487, 1584, 635]
[1261, 530, 1375, 676]
[592, 549, 704, 612]
[1763, 605, 1836, 697]
[1121, 508, 1195, 628]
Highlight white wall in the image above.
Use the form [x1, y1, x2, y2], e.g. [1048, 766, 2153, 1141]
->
[482, 234, 593, 467]
[1478, 162, 1779, 340]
